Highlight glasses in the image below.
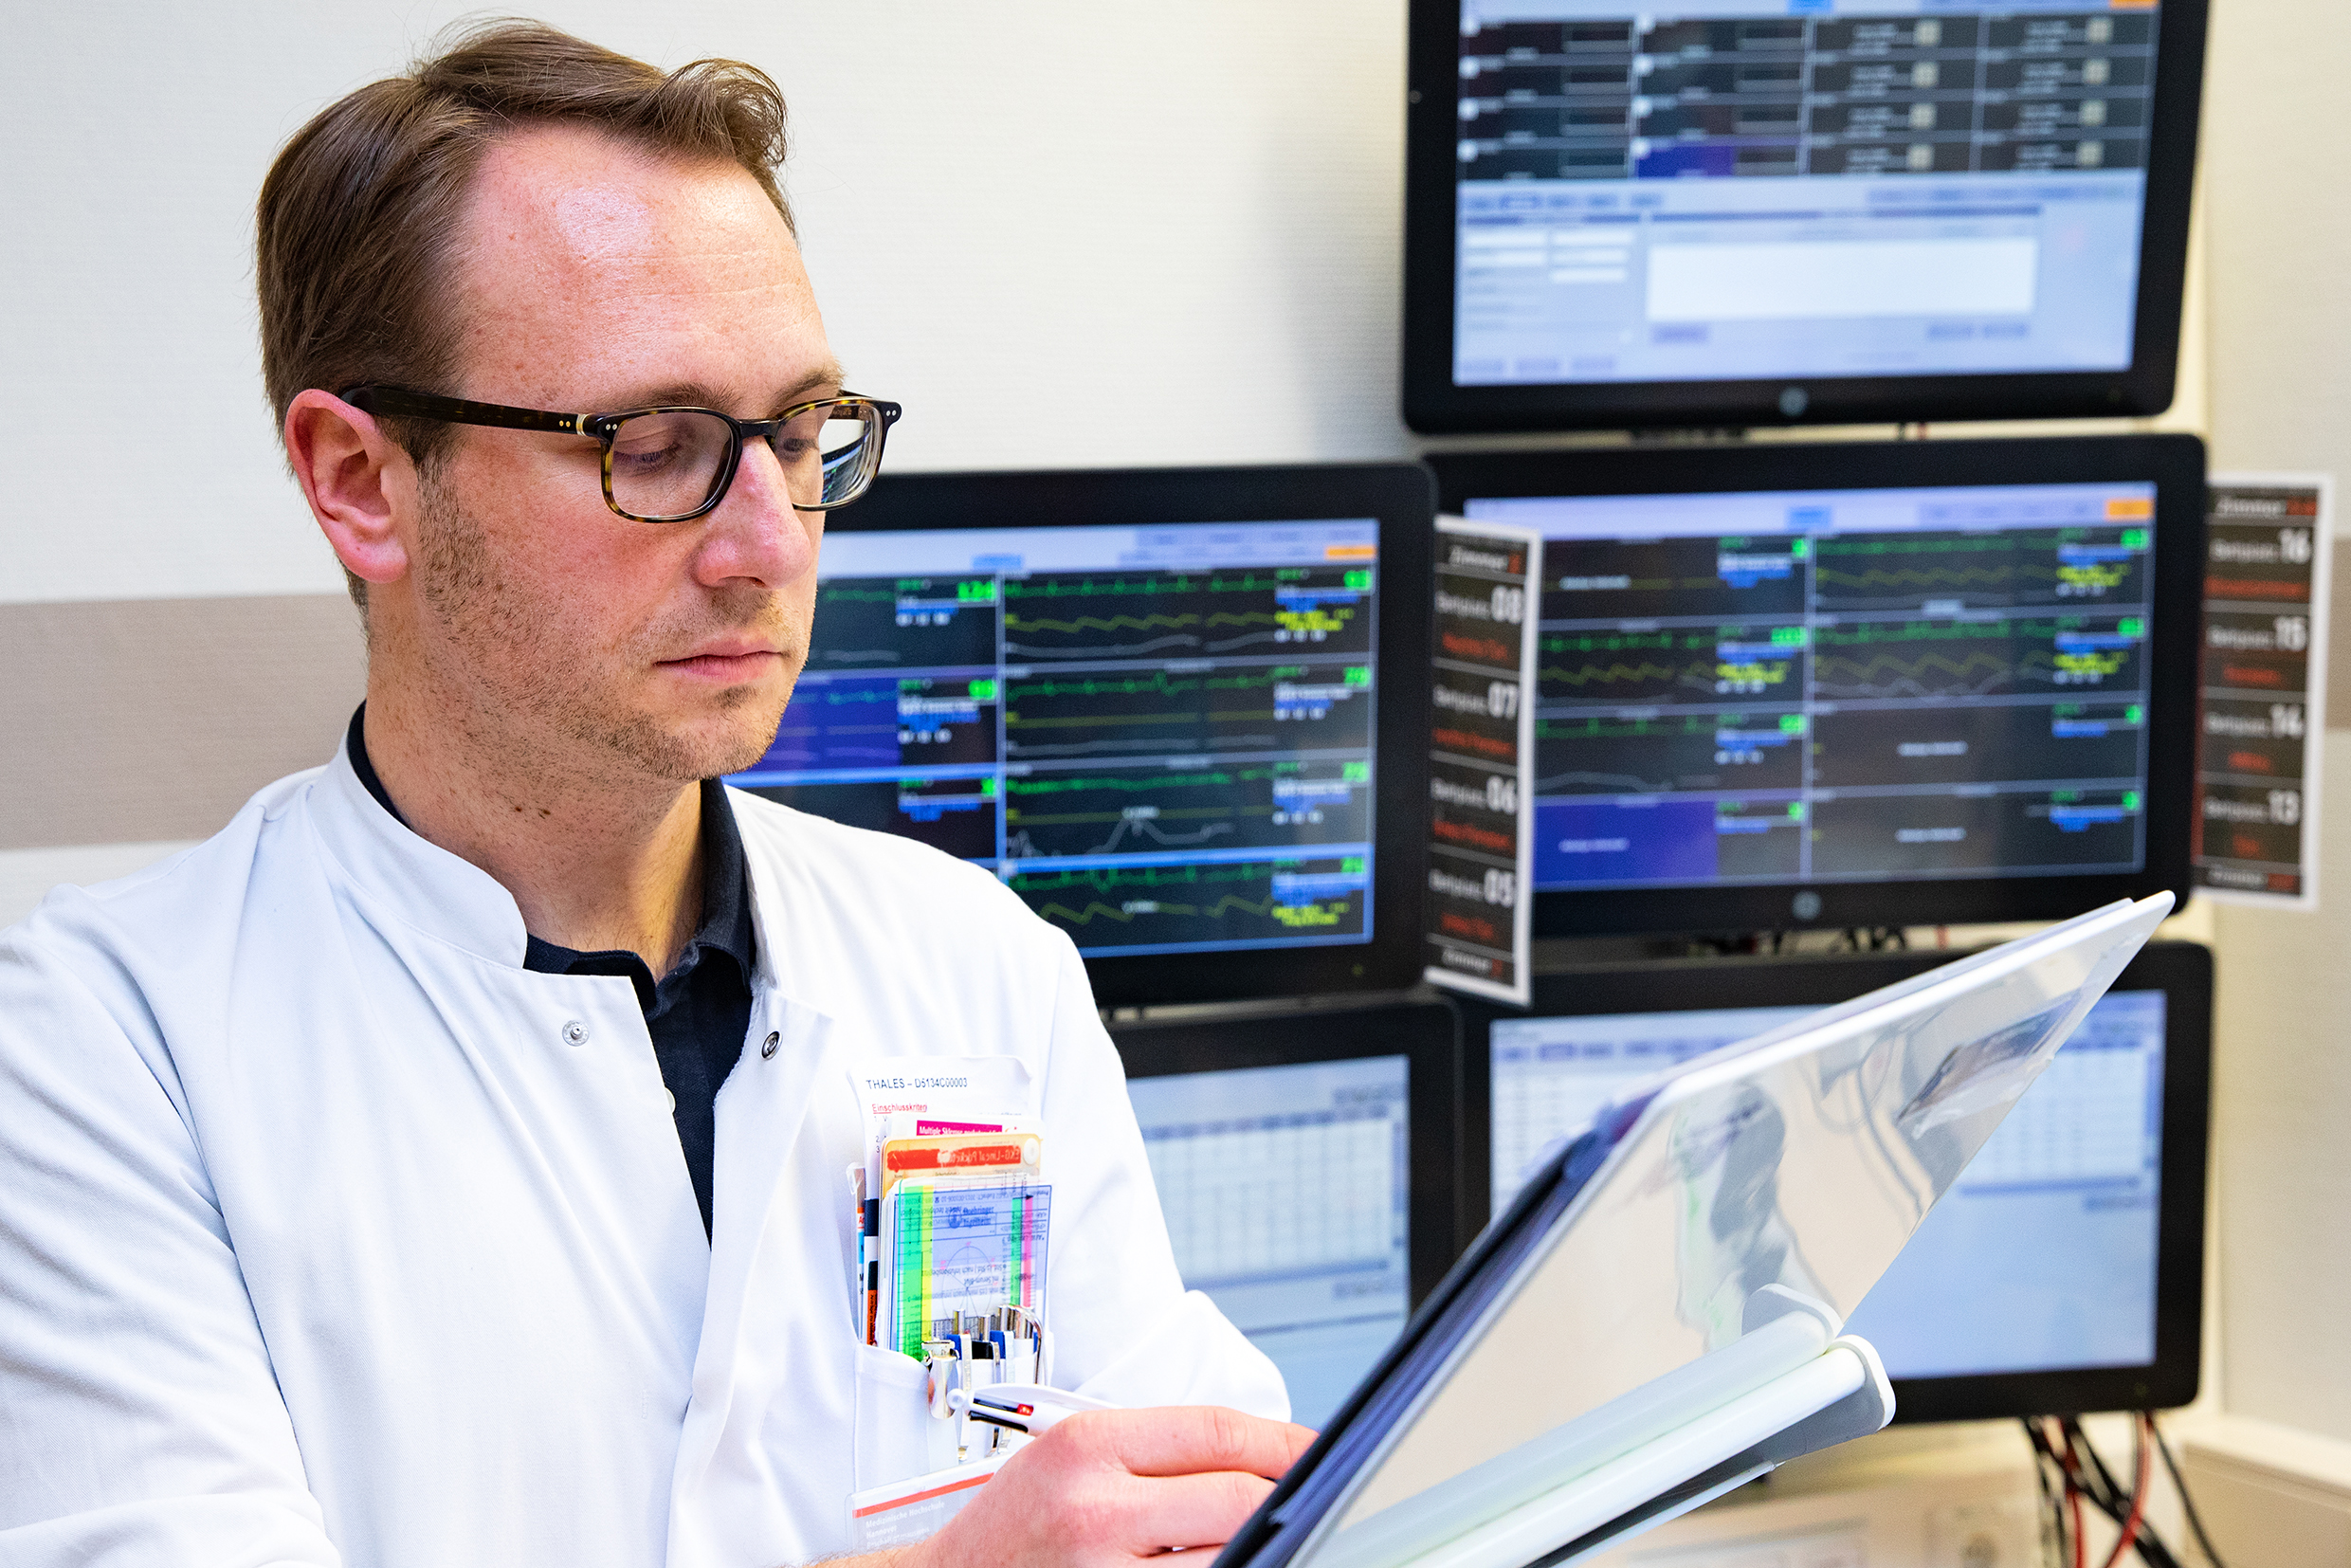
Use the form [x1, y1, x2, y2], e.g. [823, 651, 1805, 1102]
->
[339, 384, 902, 521]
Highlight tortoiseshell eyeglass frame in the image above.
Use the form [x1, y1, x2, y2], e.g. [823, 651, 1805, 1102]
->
[337, 384, 904, 521]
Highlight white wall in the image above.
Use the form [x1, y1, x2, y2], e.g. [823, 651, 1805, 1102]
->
[2197, 0, 2351, 1452]
[0, 2, 1411, 607]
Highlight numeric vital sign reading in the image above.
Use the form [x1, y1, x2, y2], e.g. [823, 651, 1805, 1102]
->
[729, 520, 1383, 957]
[1461, 483, 2160, 891]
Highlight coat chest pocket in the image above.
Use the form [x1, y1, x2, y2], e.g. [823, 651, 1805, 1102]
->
[852, 1343, 959, 1491]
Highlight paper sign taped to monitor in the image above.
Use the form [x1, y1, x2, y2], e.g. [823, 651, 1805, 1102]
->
[1424, 517, 1540, 1005]
[2195, 473, 2334, 908]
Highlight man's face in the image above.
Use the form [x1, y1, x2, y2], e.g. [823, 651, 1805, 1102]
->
[405, 125, 833, 787]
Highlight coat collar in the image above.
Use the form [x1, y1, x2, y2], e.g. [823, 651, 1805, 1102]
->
[303, 734, 538, 966]
[306, 725, 813, 1013]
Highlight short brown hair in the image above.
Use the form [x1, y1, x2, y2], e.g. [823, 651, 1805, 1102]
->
[256, 20, 793, 608]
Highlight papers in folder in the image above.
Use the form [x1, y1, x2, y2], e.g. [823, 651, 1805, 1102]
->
[883, 1179, 1051, 1360]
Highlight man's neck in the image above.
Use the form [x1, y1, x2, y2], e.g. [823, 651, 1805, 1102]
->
[361, 684, 707, 977]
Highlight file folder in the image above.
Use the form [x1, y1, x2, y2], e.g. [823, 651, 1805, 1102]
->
[1216, 893, 2173, 1568]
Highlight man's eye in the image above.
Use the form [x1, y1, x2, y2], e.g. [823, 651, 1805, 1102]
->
[613, 439, 685, 474]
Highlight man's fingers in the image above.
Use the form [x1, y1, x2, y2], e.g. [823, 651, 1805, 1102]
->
[1092, 1405, 1318, 1481]
[1113, 1468, 1280, 1553]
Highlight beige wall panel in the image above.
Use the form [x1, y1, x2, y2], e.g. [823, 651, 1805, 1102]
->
[0, 595, 363, 850]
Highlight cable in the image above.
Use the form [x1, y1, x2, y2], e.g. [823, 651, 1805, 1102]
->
[2098, 1414, 2153, 1568]
[2150, 1415, 2229, 1568]
[2054, 1413, 2188, 1568]
[2026, 1417, 2076, 1568]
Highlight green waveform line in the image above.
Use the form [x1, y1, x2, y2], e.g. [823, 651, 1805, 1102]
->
[1004, 611, 1303, 635]
[1014, 806, 1265, 827]
[1004, 572, 1340, 599]
[1007, 768, 1288, 796]
[1812, 619, 2111, 647]
[1006, 669, 1300, 702]
[1815, 535, 2128, 557]
[1008, 712, 1200, 730]
[1542, 631, 1676, 653]
[1537, 715, 1731, 740]
[1814, 565, 2067, 591]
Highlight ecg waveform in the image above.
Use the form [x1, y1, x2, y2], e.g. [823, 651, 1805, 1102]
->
[1004, 662, 1371, 759]
[750, 673, 1000, 772]
[1010, 856, 1370, 948]
[1003, 569, 1374, 661]
[1003, 761, 1370, 858]
[1811, 620, 2144, 700]
[1812, 530, 2147, 612]
[1540, 629, 1805, 707]
[1535, 713, 1805, 795]
[811, 575, 1001, 668]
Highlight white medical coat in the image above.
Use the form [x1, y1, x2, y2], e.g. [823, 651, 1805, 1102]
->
[0, 745, 1285, 1568]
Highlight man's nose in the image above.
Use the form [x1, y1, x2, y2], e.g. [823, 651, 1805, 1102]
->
[695, 437, 818, 589]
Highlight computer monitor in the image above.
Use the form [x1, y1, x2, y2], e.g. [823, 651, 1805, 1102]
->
[1403, 0, 2210, 433]
[1430, 436, 2204, 937]
[1110, 998, 1463, 1428]
[1458, 941, 2210, 1419]
[726, 465, 1436, 1008]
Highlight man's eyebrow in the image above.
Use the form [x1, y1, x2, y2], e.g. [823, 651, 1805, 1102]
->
[595, 363, 848, 416]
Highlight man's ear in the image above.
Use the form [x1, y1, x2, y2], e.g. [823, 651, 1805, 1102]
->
[284, 390, 414, 588]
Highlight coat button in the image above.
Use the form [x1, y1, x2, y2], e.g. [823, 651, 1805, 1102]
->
[760, 1030, 781, 1060]
[561, 1020, 589, 1047]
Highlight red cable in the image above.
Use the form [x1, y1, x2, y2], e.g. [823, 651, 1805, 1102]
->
[2099, 1413, 2155, 1568]
[2046, 1418, 2087, 1568]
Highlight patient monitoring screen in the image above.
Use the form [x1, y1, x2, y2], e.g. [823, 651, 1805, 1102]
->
[1450, 2, 2160, 386]
[1491, 989, 2167, 1377]
[728, 520, 1383, 959]
[1126, 1056, 1412, 1427]
[1464, 481, 2159, 892]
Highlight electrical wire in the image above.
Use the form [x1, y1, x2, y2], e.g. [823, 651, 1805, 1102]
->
[2098, 1414, 2154, 1568]
[2150, 1415, 2229, 1568]
[2026, 1417, 2076, 1568]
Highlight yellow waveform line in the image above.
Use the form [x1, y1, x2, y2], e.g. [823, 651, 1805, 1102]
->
[1006, 611, 1285, 634]
[1815, 651, 2029, 683]
[1539, 662, 1681, 686]
[1813, 565, 2056, 588]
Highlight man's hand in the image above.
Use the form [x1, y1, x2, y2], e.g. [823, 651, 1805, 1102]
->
[908, 1405, 1317, 1568]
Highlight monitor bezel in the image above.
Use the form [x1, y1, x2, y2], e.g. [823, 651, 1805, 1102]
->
[1428, 434, 2206, 938]
[816, 463, 1436, 1009]
[1401, 0, 2212, 434]
[1109, 994, 1465, 1310]
[1451, 941, 2211, 1420]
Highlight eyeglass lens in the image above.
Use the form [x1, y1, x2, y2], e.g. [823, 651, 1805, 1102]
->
[606, 405, 881, 519]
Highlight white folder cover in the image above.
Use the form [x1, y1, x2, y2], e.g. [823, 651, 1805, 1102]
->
[1218, 893, 2174, 1568]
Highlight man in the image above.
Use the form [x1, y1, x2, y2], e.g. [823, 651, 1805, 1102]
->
[0, 22, 1310, 1568]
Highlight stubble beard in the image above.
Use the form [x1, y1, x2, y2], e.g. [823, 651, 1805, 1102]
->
[411, 473, 795, 789]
